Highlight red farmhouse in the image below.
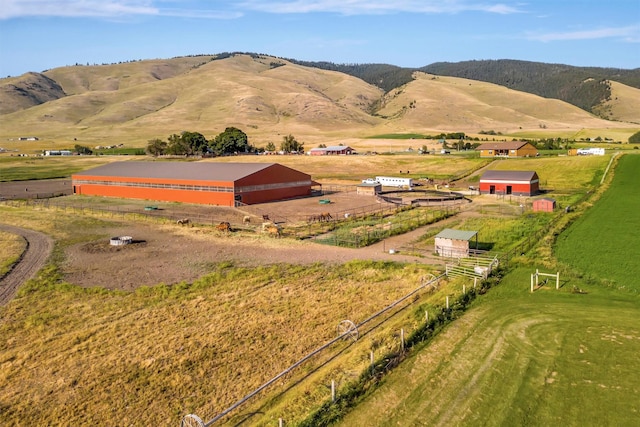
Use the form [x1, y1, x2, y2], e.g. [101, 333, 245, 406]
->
[479, 170, 539, 196]
[72, 161, 314, 206]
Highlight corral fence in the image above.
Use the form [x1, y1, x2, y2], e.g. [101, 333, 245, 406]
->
[0, 190, 72, 200]
[306, 206, 461, 248]
[0, 198, 240, 227]
[377, 190, 469, 207]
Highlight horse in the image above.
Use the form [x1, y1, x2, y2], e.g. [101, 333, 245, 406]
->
[267, 225, 281, 238]
[216, 222, 231, 232]
[177, 218, 190, 225]
[320, 212, 332, 222]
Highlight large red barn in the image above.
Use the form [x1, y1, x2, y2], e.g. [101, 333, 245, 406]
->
[479, 170, 540, 196]
[72, 161, 315, 206]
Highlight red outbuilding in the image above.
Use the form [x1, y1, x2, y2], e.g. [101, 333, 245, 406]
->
[479, 170, 540, 196]
[532, 198, 556, 212]
[72, 161, 315, 206]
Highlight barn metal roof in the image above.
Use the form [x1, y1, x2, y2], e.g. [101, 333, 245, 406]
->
[435, 228, 478, 241]
[476, 141, 534, 150]
[480, 170, 538, 182]
[73, 161, 296, 182]
[309, 146, 354, 151]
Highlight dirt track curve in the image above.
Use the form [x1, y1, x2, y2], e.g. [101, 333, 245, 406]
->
[0, 224, 53, 305]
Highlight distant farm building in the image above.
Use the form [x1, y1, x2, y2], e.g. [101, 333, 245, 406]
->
[533, 198, 556, 212]
[479, 170, 540, 196]
[476, 141, 538, 158]
[72, 161, 316, 206]
[434, 228, 478, 258]
[308, 146, 355, 156]
[44, 150, 72, 156]
[18, 136, 39, 141]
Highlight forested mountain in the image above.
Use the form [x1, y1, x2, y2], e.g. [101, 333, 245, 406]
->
[419, 60, 640, 115]
[284, 60, 415, 93]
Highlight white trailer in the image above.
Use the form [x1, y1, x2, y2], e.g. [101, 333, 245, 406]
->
[375, 176, 414, 188]
[577, 148, 605, 156]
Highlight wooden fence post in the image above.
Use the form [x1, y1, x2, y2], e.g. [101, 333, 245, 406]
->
[331, 380, 336, 402]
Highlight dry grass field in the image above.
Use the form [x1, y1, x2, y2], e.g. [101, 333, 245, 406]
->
[0, 231, 25, 276]
[0, 202, 451, 425]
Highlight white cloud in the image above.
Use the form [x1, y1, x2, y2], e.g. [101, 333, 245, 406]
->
[0, 0, 157, 19]
[0, 0, 241, 20]
[237, 0, 524, 15]
[528, 25, 640, 43]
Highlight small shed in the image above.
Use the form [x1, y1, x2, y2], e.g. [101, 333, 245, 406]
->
[533, 198, 556, 212]
[356, 183, 381, 196]
[434, 228, 478, 258]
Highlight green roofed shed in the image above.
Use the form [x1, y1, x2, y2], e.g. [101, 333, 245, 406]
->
[434, 228, 478, 257]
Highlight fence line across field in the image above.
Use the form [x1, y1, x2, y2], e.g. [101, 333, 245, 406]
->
[182, 273, 445, 427]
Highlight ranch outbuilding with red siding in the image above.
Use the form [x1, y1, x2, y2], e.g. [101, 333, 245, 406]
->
[72, 161, 315, 206]
[479, 170, 540, 196]
[532, 198, 556, 212]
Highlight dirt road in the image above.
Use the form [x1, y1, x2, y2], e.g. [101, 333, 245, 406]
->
[0, 224, 53, 305]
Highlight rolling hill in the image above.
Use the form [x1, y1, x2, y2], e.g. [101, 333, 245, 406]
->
[0, 53, 638, 149]
[420, 59, 640, 117]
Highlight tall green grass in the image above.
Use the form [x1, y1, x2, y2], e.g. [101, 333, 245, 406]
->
[555, 154, 640, 292]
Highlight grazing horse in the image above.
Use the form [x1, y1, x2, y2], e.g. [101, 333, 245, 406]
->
[267, 225, 281, 238]
[216, 221, 231, 232]
[177, 218, 190, 225]
[320, 212, 333, 222]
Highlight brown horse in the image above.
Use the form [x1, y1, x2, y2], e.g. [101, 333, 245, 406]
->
[216, 221, 231, 232]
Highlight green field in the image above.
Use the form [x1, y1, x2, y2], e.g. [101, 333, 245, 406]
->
[556, 154, 640, 292]
[336, 154, 640, 426]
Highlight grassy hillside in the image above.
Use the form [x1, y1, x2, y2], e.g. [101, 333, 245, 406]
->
[374, 72, 625, 133]
[421, 59, 640, 118]
[2, 54, 639, 152]
[0, 72, 66, 115]
[0, 54, 384, 149]
[592, 81, 640, 124]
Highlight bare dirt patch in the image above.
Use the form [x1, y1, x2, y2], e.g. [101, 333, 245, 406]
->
[62, 221, 430, 291]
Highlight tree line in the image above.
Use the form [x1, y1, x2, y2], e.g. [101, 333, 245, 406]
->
[145, 128, 304, 157]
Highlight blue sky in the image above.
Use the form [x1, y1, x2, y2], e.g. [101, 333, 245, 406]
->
[1, 0, 638, 77]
